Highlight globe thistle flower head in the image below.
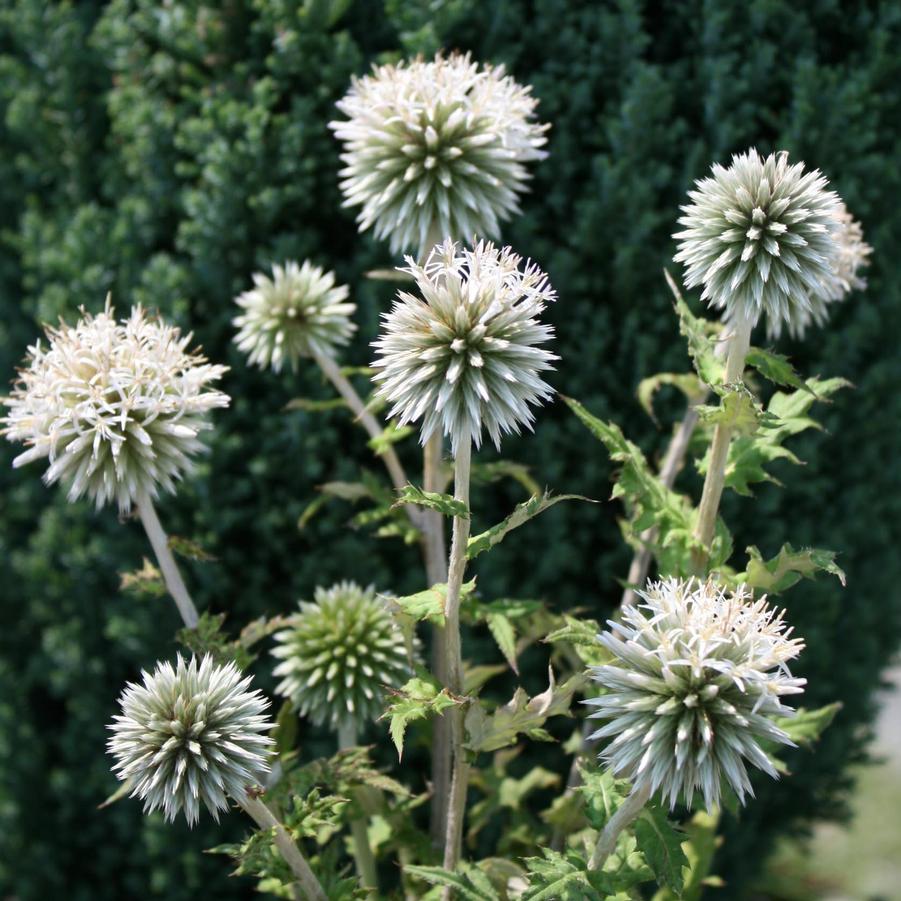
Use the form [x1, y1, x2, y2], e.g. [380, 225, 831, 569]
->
[233, 261, 356, 371]
[586, 578, 805, 810]
[272, 581, 414, 731]
[107, 655, 274, 826]
[791, 203, 872, 338]
[674, 149, 841, 337]
[2, 301, 228, 512]
[330, 52, 549, 253]
[371, 239, 557, 456]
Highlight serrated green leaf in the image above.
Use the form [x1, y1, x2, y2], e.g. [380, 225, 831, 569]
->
[464, 670, 580, 753]
[561, 395, 710, 577]
[406, 864, 501, 900]
[394, 484, 469, 519]
[578, 766, 630, 831]
[709, 376, 851, 496]
[665, 269, 725, 387]
[521, 850, 597, 900]
[168, 535, 217, 562]
[775, 703, 841, 747]
[635, 805, 688, 894]
[119, 558, 165, 598]
[471, 459, 542, 496]
[467, 491, 593, 560]
[696, 388, 764, 437]
[367, 422, 414, 455]
[381, 676, 462, 759]
[388, 579, 477, 627]
[653, 810, 720, 901]
[736, 543, 846, 594]
[545, 615, 609, 667]
[485, 612, 518, 673]
[638, 372, 707, 423]
[745, 347, 814, 394]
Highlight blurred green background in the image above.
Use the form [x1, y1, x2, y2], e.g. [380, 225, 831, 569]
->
[1, 1, 900, 898]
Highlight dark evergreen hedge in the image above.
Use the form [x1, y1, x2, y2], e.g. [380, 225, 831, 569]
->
[1, 1, 899, 897]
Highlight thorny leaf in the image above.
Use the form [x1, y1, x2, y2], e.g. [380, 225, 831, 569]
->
[381, 675, 463, 759]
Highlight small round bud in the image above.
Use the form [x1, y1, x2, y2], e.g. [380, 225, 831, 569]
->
[233, 261, 356, 371]
[272, 582, 413, 731]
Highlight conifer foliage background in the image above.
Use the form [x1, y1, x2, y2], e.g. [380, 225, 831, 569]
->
[1, 1, 899, 897]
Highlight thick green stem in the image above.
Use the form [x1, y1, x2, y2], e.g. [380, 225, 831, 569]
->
[440, 439, 472, 892]
[588, 782, 652, 871]
[135, 492, 199, 629]
[692, 314, 753, 571]
[338, 722, 379, 894]
[240, 793, 327, 901]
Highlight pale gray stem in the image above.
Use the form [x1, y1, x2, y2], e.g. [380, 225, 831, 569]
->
[418, 224, 453, 846]
[135, 493, 199, 629]
[337, 722, 378, 894]
[619, 401, 705, 608]
[692, 313, 753, 568]
[425, 430, 451, 843]
[588, 782, 652, 871]
[239, 793, 327, 901]
[312, 349, 414, 514]
[441, 439, 472, 895]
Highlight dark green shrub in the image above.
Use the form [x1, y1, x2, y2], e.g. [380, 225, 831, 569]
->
[1, 1, 899, 897]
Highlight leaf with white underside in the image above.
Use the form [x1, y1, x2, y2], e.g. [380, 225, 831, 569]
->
[464, 670, 582, 753]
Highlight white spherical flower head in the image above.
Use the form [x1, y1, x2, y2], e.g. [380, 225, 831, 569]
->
[272, 581, 414, 731]
[2, 301, 228, 512]
[233, 261, 356, 371]
[372, 239, 557, 455]
[586, 578, 805, 810]
[107, 655, 274, 826]
[330, 52, 549, 253]
[792, 202, 872, 338]
[674, 149, 841, 337]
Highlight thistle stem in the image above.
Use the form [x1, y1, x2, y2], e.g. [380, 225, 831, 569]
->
[312, 349, 412, 507]
[441, 438, 472, 891]
[620, 399, 706, 608]
[239, 793, 327, 901]
[418, 224, 452, 844]
[692, 314, 753, 570]
[135, 492, 199, 629]
[588, 782, 652, 871]
[337, 722, 379, 894]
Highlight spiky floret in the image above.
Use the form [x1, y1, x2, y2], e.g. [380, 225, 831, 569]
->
[1, 301, 228, 512]
[272, 582, 413, 731]
[107, 655, 274, 826]
[794, 202, 872, 337]
[329, 52, 549, 253]
[371, 239, 557, 455]
[233, 261, 356, 371]
[586, 578, 805, 810]
[674, 149, 841, 337]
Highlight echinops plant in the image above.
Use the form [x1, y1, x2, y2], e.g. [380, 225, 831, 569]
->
[1, 40, 874, 901]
